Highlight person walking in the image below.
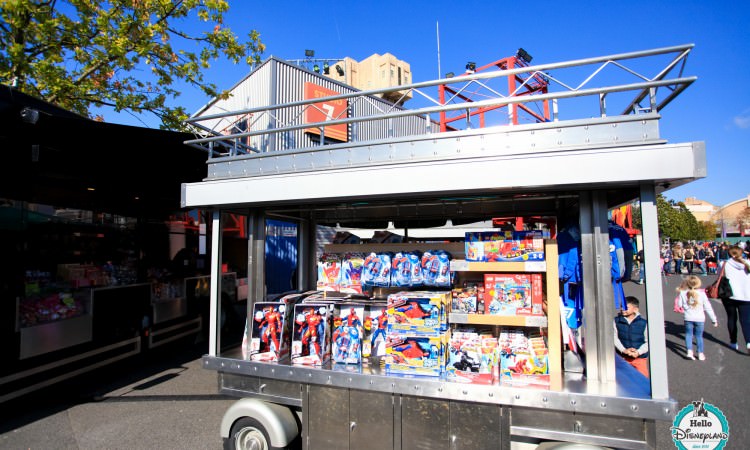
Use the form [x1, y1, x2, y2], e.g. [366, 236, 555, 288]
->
[683, 245, 695, 274]
[675, 275, 718, 360]
[662, 245, 673, 276]
[672, 243, 684, 275]
[721, 246, 750, 352]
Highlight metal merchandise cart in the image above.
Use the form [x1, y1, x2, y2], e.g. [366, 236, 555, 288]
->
[181, 44, 703, 449]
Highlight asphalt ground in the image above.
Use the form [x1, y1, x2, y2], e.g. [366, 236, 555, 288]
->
[1, 274, 748, 449]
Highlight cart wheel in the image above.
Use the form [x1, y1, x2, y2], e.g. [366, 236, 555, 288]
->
[226, 417, 282, 450]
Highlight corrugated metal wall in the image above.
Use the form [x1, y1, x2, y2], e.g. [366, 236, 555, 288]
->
[194, 58, 437, 154]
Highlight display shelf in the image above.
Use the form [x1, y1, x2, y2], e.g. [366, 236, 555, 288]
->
[449, 259, 546, 272]
[449, 312, 548, 327]
[324, 242, 465, 258]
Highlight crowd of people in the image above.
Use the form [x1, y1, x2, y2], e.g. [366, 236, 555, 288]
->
[615, 241, 750, 376]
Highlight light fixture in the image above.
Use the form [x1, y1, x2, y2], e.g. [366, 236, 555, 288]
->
[20, 107, 40, 124]
[323, 62, 330, 75]
[465, 62, 476, 73]
[305, 49, 315, 57]
[445, 72, 455, 78]
[313, 64, 320, 73]
[516, 48, 532, 63]
[335, 65, 344, 76]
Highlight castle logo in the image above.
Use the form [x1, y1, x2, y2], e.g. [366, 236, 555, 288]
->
[671, 399, 729, 449]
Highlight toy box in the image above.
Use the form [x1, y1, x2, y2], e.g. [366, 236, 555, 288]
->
[465, 231, 545, 262]
[484, 273, 543, 316]
[498, 329, 549, 386]
[385, 334, 445, 377]
[317, 253, 342, 291]
[331, 304, 365, 364]
[420, 250, 452, 287]
[291, 303, 332, 365]
[362, 252, 392, 287]
[387, 291, 449, 336]
[451, 284, 484, 314]
[362, 304, 388, 360]
[446, 331, 498, 384]
[246, 302, 291, 362]
[340, 253, 365, 294]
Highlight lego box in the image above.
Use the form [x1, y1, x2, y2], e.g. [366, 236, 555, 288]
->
[331, 304, 365, 364]
[291, 303, 332, 365]
[385, 334, 445, 377]
[465, 231, 545, 262]
[484, 273, 543, 316]
[451, 285, 484, 314]
[387, 291, 449, 336]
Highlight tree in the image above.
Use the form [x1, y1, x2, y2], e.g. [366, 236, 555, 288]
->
[653, 195, 712, 242]
[736, 207, 750, 236]
[0, 0, 265, 129]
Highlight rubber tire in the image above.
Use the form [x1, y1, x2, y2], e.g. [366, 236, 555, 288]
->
[225, 417, 283, 450]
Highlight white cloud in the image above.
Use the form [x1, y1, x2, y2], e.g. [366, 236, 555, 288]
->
[734, 109, 750, 129]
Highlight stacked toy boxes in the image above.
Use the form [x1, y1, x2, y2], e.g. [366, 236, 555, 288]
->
[291, 303, 332, 365]
[385, 292, 450, 377]
[465, 231, 545, 262]
[445, 330, 499, 384]
[484, 273, 544, 316]
[498, 329, 550, 386]
[331, 304, 366, 364]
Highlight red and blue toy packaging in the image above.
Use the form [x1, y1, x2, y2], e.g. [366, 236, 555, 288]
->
[446, 331, 498, 384]
[387, 291, 449, 336]
[498, 329, 549, 386]
[451, 284, 484, 314]
[340, 252, 365, 293]
[332, 304, 365, 364]
[362, 304, 388, 360]
[246, 302, 291, 362]
[317, 253, 342, 291]
[484, 273, 543, 316]
[385, 334, 445, 377]
[465, 231, 545, 262]
[420, 250, 451, 287]
[362, 252, 392, 287]
[291, 303, 332, 365]
[391, 252, 412, 287]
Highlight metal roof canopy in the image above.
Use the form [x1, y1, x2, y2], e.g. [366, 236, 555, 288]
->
[182, 44, 703, 213]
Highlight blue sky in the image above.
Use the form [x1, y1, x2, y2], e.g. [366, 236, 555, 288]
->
[113, 0, 750, 207]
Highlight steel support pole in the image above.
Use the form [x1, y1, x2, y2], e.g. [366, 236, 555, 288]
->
[248, 210, 267, 304]
[209, 210, 223, 357]
[580, 191, 616, 384]
[640, 183, 670, 399]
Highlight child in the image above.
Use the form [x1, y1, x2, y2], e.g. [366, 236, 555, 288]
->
[675, 275, 718, 360]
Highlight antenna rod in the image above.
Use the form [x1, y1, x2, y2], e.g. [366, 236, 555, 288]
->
[436, 21, 442, 79]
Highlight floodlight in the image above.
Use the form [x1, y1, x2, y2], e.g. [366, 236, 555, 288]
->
[323, 62, 330, 75]
[465, 62, 476, 73]
[313, 64, 320, 73]
[517, 48, 533, 63]
[305, 49, 315, 57]
[335, 65, 345, 76]
[445, 72, 455, 78]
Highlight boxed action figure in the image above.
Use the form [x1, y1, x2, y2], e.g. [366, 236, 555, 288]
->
[420, 250, 451, 287]
[362, 304, 388, 360]
[291, 303, 332, 365]
[451, 284, 484, 314]
[246, 302, 291, 362]
[484, 273, 543, 316]
[385, 334, 445, 377]
[331, 304, 365, 364]
[387, 291, 449, 336]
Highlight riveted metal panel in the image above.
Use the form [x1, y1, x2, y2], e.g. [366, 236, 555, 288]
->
[350, 390, 394, 450]
[450, 401, 503, 450]
[307, 385, 350, 450]
[400, 396, 451, 450]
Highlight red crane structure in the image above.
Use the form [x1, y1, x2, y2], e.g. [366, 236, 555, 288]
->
[438, 48, 550, 132]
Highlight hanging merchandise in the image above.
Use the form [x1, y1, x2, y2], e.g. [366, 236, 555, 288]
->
[609, 233, 627, 311]
[558, 225, 583, 330]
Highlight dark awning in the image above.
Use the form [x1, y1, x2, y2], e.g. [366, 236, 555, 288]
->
[0, 85, 208, 218]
